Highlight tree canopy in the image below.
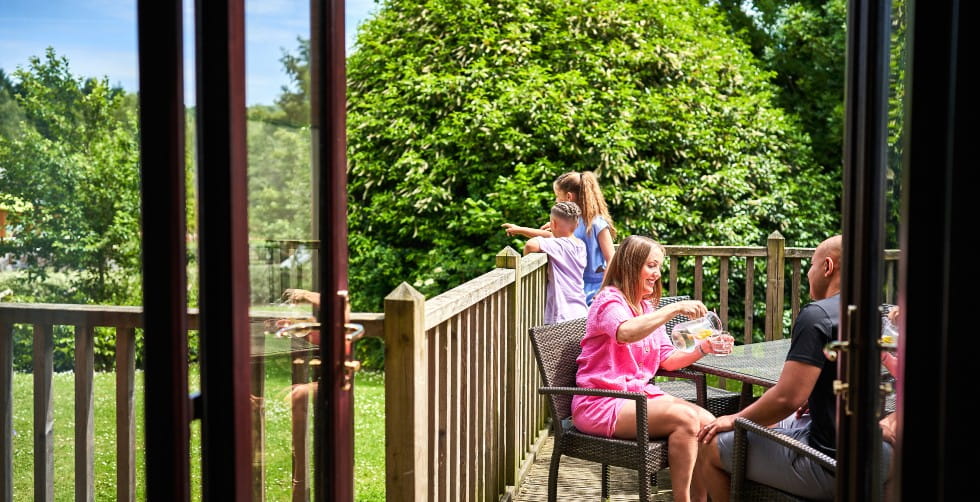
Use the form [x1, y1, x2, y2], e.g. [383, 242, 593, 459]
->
[0, 48, 141, 304]
[713, 0, 906, 245]
[344, 0, 839, 310]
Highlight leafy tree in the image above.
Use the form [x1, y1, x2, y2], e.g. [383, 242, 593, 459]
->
[275, 37, 312, 127]
[0, 69, 26, 139]
[713, 0, 907, 246]
[712, 0, 846, 174]
[247, 37, 311, 128]
[247, 121, 313, 239]
[343, 0, 838, 311]
[885, 0, 907, 247]
[0, 48, 141, 305]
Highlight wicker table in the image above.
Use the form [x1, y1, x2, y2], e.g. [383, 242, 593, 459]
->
[691, 338, 895, 413]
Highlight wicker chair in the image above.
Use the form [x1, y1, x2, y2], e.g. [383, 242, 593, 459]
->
[730, 417, 836, 501]
[529, 316, 667, 501]
[527, 296, 738, 501]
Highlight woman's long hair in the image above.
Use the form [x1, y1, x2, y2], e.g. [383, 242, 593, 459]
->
[600, 235, 664, 314]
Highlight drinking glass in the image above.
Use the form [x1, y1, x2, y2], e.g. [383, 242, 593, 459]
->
[708, 332, 735, 356]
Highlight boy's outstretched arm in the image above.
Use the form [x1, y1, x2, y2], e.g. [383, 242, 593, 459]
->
[502, 223, 551, 238]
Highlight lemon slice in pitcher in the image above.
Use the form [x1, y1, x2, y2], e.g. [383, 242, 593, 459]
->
[694, 328, 714, 340]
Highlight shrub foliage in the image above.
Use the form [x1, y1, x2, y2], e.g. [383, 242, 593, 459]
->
[344, 0, 838, 310]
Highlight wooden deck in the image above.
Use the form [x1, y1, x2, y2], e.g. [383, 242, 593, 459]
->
[513, 433, 676, 501]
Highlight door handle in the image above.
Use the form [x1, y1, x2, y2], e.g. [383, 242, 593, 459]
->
[274, 321, 365, 391]
[823, 340, 849, 362]
[834, 305, 860, 415]
[343, 323, 365, 391]
[827, 340, 854, 415]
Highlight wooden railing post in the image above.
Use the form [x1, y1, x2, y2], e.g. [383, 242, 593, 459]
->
[384, 283, 428, 502]
[116, 327, 137, 502]
[75, 324, 96, 502]
[495, 247, 521, 490]
[1, 321, 11, 502]
[33, 324, 54, 502]
[765, 232, 786, 341]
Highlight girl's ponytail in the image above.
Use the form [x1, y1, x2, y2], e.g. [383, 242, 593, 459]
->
[578, 171, 616, 239]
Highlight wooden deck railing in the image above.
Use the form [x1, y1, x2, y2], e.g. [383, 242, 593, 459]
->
[0, 304, 148, 502]
[664, 231, 899, 343]
[382, 247, 549, 502]
[1, 233, 899, 501]
[0, 306, 308, 502]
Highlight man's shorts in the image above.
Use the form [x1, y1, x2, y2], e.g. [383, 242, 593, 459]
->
[716, 421, 893, 501]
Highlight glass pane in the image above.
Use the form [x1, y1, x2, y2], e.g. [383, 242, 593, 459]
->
[1, 0, 144, 498]
[243, 2, 316, 500]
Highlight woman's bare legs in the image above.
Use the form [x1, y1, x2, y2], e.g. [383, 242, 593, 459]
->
[615, 395, 714, 502]
[285, 382, 317, 501]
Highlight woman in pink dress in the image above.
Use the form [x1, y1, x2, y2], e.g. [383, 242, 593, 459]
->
[571, 235, 720, 502]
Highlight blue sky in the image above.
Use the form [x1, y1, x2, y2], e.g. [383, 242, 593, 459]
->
[0, 0, 379, 106]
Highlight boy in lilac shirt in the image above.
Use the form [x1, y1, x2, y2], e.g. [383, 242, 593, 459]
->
[520, 201, 588, 324]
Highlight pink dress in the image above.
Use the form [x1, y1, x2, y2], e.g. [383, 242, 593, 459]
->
[571, 286, 677, 437]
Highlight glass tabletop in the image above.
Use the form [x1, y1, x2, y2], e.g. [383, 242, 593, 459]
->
[249, 318, 319, 358]
[691, 337, 892, 388]
[691, 338, 791, 387]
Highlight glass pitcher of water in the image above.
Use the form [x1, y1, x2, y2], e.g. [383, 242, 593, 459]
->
[670, 311, 723, 352]
[879, 304, 899, 349]
[881, 315, 899, 348]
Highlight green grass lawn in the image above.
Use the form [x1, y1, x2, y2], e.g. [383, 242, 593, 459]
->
[9, 362, 386, 501]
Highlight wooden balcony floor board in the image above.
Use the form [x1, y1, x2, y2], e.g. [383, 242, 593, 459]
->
[514, 433, 676, 501]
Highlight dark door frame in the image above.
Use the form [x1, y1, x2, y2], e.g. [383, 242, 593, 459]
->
[891, 0, 974, 500]
[137, 0, 355, 500]
[137, 1, 192, 500]
[311, 0, 356, 500]
[139, 0, 255, 499]
[840, 0, 975, 499]
[838, 0, 891, 499]
[192, 0, 254, 499]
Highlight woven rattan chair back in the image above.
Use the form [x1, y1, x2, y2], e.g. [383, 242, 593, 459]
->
[658, 294, 691, 334]
[528, 316, 584, 442]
